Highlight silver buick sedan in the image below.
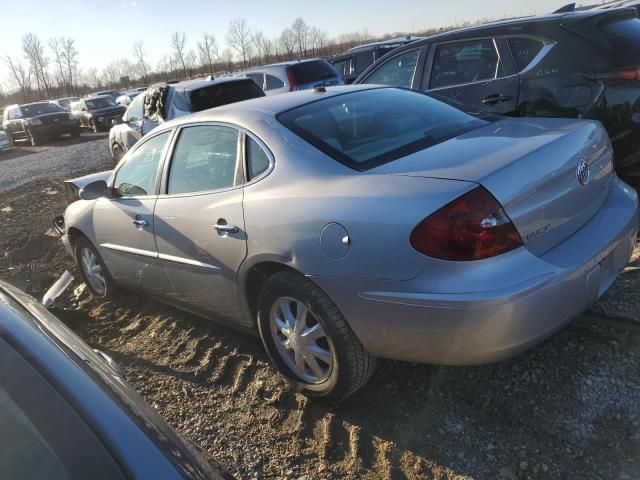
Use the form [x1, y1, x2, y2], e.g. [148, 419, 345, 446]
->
[61, 85, 639, 401]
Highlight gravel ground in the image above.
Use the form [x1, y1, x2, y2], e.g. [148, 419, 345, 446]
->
[0, 139, 639, 479]
[0, 132, 112, 192]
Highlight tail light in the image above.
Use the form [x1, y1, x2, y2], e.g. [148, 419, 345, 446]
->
[410, 186, 523, 261]
[286, 67, 298, 92]
[586, 68, 640, 81]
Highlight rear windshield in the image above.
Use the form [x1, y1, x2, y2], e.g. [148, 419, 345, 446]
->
[288, 60, 340, 86]
[21, 103, 62, 116]
[600, 17, 640, 65]
[277, 88, 488, 171]
[86, 97, 116, 109]
[189, 80, 265, 112]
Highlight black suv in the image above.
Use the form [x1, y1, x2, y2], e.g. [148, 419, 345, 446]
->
[330, 36, 423, 84]
[71, 96, 127, 132]
[2, 102, 80, 146]
[356, 7, 640, 186]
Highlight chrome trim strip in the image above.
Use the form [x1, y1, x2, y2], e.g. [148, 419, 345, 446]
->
[100, 243, 158, 259]
[158, 253, 220, 270]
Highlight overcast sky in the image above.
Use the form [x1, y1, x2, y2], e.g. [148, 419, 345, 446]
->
[1, 0, 582, 86]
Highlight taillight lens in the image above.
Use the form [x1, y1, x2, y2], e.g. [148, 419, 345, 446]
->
[587, 68, 640, 81]
[410, 186, 523, 261]
[286, 67, 298, 92]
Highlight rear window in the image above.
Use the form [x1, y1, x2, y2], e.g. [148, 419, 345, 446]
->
[288, 60, 339, 86]
[600, 17, 640, 65]
[507, 38, 545, 71]
[277, 88, 488, 171]
[189, 80, 265, 112]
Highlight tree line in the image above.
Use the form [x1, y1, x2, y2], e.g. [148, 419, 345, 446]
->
[1, 15, 473, 105]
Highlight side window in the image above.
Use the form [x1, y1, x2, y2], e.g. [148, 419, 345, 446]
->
[114, 131, 170, 197]
[246, 73, 264, 89]
[265, 74, 284, 90]
[507, 38, 545, 71]
[125, 93, 145, 122]
[168, 125, 239, 195]
[430, 39, 505, 89]
[332, 59, 350, 76]
[363, 49, 421, 88]
[354, 50, 375, 74]
[246, 136, 270, 180]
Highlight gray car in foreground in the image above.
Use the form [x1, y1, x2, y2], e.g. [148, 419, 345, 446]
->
[61, 85, 639, 401]
[0, 280, 233, 479]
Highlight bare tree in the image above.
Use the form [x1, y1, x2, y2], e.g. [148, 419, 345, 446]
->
[197, 33, 218, 75]
[5, 56, 32, 102]
[83, 67, 101, 89]
[132, 41, 150, 82]
[61, 38, 79, 92]
[227, 18, 252, 68]
[291, 18, 309, 58]
[221, 48, 235, 73]
[279, 28, 296, 60]
[103, 58, 134, 87]
[23, 33, 52, 98]
[185, 50, 198, 77]
[171, 31, 188, 78]
[251, 31, 267, 65]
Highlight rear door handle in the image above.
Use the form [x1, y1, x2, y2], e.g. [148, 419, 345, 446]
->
[214, 223, 239, 234]
[482, 94, 512, 105]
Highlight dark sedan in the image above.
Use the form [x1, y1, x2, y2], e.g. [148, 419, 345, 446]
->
[0, 280, 234, 480]
[72, 96, 126, 132]
[2, 102, 80, 146]
[355, 7, 640, 187]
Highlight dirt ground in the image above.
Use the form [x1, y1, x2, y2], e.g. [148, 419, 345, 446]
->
[1, 169, 640, 479]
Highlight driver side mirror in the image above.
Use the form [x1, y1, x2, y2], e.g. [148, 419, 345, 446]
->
[79, 180, 110, 200]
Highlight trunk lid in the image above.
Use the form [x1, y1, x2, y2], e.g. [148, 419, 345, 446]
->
[374, 117, 614, 256]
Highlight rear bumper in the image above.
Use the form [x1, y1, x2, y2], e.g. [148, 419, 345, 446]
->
[311, 177, 639, 365]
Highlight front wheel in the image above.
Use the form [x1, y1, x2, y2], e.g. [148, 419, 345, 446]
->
[70, 128, 80, 138]
[257, 271, 376, 402]
[91, 120, 99, 133]
[74, 237, 116, 298]
[26, 128, 41, 146]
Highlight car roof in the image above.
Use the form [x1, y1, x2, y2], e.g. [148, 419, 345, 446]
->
[347, 36, 426, 52]
[161, 84, 382, 128]
[246, 58, 325, 70]
[84, 96, 112, 101]
[164, 76, 252, 93]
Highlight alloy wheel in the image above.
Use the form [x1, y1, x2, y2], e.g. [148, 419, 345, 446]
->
[80, 247, 106, 296]
[269, 296, 335, 384]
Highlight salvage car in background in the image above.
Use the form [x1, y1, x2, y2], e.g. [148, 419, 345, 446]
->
[0, 280, 234, 479]
[71, 96, 126, 133]
[2, 102, 80, 146]
[0, 129, 13, 152]
[330, 36, 424, 84]
[355, 7, 640, 185]
[108, 77, 265, 164]
[60, 86, 639, 402]
[50, 96, 80, 112]
[242, 59, 344, 95]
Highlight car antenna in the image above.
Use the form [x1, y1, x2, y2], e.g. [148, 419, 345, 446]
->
[553, 3, 575, 13]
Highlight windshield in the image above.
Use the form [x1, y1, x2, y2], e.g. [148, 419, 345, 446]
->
[277, 88, 488, 170]
[85, 98, 116, 110]
[21, 103, 63, 116]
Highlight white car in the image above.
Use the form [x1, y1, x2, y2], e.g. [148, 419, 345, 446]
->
[0, 130, 13, 152]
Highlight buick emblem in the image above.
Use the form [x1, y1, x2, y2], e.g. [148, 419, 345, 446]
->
[576, 159, 590, 186]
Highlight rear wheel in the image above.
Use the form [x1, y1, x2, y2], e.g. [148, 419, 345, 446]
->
[74, 237, 116, 299]
[257, 271, 376, 402]
[70, 128, 80, 138]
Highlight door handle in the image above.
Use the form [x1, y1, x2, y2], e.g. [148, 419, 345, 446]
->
[482, 94, 511, 105]
[132, 219, 149, 228]
[214, 223, 239, 234]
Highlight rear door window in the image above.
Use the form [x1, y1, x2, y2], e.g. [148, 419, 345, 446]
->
[168, 125, 239, 194]
[246, 136, 271, 180]
[265, 74, 284, 90]
[189, 80, 265, 112]
[507, 38, 545, 71]
[277, 88, 488, 171]
[362, 49, 421, 88]
[246, 73, 264, 89]
[354, 50, 375, 74]
[288, 60, 339, 85]
[430, 39, 505, 89]
[600, 17, 640, 66]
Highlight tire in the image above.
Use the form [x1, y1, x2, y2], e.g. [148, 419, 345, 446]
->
[112, 144, 125, 165]
[74, 236, 116, 299]
[26, 128, 41, 146]
[70, 128, 80, 138]
[91, 120, 99, 133]
[257, 271, 376, 402]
